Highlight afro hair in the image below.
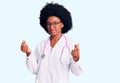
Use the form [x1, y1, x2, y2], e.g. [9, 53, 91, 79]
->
[39, 2, 73, 34]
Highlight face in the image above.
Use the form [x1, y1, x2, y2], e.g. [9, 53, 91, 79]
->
[46, 16, 64, 36]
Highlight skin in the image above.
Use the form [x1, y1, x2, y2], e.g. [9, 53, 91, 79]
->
[46, 16, 64, 47]
[20, 16, 80, 62]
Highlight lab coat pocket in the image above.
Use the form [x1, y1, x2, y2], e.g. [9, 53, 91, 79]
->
[60, 47, 70, 65]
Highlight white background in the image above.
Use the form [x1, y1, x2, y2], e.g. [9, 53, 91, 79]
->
[0, 0, 120, 83]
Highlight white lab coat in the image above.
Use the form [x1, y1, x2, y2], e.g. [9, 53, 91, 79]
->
[26, 35, 83, 83]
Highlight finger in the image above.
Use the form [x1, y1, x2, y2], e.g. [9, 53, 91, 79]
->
[25, 44, 29, 53]
[77, 44, 80, 56]
[21, 44, 24, 51]
[22, 40, 26, 45]
[21, 44, 27, 52]
[21, 40, 25, 48]
[26, 45, 31, 55]
[75, 44, 80, 56]
[71, 50, 77, 57]
[74, 49, 78, 57]
[71, 50, 73, 56]
[22, 44, 26, 52]
[75, 49, 80, 57]
[74, 44, 79, 50]
[71, 44, 80, 57]
[71, 50, 75, 57]
[21, 40, 27, 50]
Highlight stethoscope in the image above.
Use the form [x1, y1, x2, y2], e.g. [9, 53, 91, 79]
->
[41, 35, 70, 63]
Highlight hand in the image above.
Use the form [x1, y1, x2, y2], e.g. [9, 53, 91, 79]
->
[71, 44, 80, 62]
[20, 40, 32, 56]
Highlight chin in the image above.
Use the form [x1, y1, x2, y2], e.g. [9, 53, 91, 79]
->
[50, 32, 56, 35]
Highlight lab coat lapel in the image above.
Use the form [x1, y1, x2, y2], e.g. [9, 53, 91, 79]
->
[44, 35, 65, 57]
[51, 35, 65, 54]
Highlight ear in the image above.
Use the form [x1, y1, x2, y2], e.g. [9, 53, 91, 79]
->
[61, 23, 64, 28]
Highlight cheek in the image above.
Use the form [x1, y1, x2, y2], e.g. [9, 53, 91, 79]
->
[47, 28, 51, 33]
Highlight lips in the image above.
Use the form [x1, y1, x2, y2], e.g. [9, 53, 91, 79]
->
[50, 29, 55, 33]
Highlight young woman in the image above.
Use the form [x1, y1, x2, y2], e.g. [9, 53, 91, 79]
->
[21, 2, 83, 83]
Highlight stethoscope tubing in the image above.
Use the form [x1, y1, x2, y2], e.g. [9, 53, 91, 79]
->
[41, 35, 70, 59]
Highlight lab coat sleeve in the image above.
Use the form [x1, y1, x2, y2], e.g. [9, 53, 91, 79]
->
[70, 57, 84, 76]
[26, 53, 38, 74]
[26, 43, 42, 74]
[68, 38, 84, 76]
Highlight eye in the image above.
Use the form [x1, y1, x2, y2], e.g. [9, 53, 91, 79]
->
[53, 22, 58, 25]
[46, 21, 61, 28]
[46, 23, 51, 27]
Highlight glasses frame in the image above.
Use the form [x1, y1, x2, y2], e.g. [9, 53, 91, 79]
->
[46, 21, 61, 28]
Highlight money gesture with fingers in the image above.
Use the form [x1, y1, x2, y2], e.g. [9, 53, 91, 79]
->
[20, 40, 32, 56]
[71, 44, 80, 62]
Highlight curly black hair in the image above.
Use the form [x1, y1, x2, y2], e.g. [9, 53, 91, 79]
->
[39, 2, 72, 34]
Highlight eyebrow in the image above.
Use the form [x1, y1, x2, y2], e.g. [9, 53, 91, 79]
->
[47, 21, 61, 23]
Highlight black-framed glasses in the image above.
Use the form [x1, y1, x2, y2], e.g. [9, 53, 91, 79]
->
[46, 21, 61, 28]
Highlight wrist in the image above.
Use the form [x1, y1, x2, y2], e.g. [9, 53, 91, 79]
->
[73, 56, 80, 62]
[26, 52, 31, 57]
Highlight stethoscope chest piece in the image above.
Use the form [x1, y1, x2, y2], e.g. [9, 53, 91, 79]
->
[41, 53, 45, 59]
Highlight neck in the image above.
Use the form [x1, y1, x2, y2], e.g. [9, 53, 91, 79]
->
[50, 34, 62, 41]
[50, 34, 62, 48]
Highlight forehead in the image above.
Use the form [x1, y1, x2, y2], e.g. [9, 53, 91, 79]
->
[47, 16, 61, 22]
